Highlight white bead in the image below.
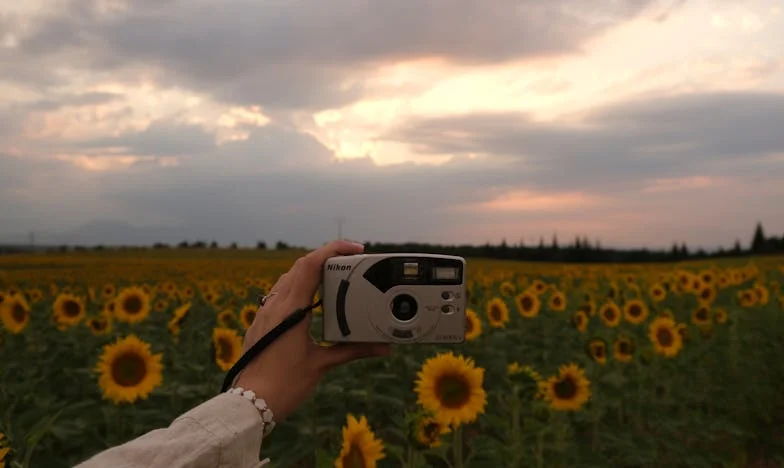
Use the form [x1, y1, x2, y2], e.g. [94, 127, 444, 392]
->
[232, 387, 244, 395]
[242, 390, 256, 400]
[261, 409, 273, 423]
[254, 399, 267, 411]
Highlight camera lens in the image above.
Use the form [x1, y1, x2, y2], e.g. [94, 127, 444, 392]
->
[391, 294, 418, 322]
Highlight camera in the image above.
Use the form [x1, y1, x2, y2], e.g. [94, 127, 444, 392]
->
[321, 253, 467, 344]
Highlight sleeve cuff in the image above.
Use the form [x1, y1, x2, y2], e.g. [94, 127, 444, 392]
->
[173, 392, 266, 467]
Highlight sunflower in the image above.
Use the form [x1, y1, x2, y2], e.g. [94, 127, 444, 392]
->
[499, 281, 516, 297]
[1, 295, 30, 334]
[53, 293, 86, 328]
[414, 416, 450, 449]
[95, 335, 163, 405]
[154, 299, 168, 313]
[599, 301, 621, 327]
[415, 352, 487, 426]
[714, 308, 728, 324]
[515, 291, 541, 318]
[539, 363, 591, 412]
[508, 363, 545, 399]
[239, 304, 257, 330]
[212, 327, 243, 371]
[334, 414, 385, 468]
[613, 336, 634, 363]
[649, 283, 667, 302]
[167, 303, 191, 337]
[465, 309, 482, 341]
[691, 305, 712, 326]
[586, 338, 608, 365]
[217, 309, 236, 328]
[699, 269, 715, 285]
[0, 431, 8, 468]
[485, 297, 509, 328]
[754, 284, 770, 305]
[572, 310, 588, 333]
[87, 314, 112, 336]
[531, 280, 547, 295]
[623, 299, 649, 325]
[114, 286, 151, 324]
[697, 286, 716, 304]
[27, 288, 43, 304]
[548, 291, 567, 312]
[648, 316, 683, 358]
[738, 289, 757, 307]
[101, 283, 116, 300]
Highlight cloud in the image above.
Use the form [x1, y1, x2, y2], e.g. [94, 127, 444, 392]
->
[383, 91, 784, 191]
[7, 0, 662, 110]
[2, 90, 783, 249]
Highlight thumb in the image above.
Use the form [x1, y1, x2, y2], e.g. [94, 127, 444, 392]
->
[314, 343, 391, 372]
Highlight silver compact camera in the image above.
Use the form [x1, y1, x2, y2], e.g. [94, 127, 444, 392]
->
[321, 253, 467, 344]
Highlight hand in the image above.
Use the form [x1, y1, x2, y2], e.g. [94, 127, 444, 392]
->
[235, 240, 391, 422]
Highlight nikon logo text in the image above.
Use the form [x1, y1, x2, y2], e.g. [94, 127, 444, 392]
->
[327, 264, 351, 271]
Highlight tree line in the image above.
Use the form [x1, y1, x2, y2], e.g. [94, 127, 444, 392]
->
[362, 222, 784, 263]
[2, 223, 782, 263]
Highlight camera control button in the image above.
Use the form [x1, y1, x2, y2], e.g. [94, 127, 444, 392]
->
[441, 304, 455, 314]
[441, 291, 453, 300]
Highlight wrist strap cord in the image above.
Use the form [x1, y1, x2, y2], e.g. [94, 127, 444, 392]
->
[220, 300, 322, 393]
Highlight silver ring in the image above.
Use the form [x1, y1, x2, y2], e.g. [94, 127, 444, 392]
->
[258, 292, 278, 307]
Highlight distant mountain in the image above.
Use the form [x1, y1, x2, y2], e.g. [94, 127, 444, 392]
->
[1, 221, 193, 247]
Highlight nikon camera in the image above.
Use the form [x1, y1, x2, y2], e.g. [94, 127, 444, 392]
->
[321, 253, 467, 344]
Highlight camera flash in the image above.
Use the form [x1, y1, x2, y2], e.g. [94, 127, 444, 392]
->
[403, 262, 419, 277]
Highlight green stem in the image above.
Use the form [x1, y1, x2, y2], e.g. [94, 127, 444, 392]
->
[453, 425, 463, 468]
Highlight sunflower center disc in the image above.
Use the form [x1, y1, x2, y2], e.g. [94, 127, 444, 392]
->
[64, 300, 81, 317]
[112, 353, 147, 387]
[490, 306, 501, 320]
[12, 304, 27, 323]
[619, 342, 630, 354]
[217, 338, 234, 361]
[124, 296, 142, 315]
[553, 376, 578, 399]
[656, 328, 674, 347]
[521, 296, 533, 311]
[629, 305, 641, 317]
[435, 374, 471, 409]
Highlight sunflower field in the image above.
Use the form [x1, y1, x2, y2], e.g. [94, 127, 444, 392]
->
[1, 249, 784, 468]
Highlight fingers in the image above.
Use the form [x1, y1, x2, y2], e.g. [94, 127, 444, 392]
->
[287, 240, 365, 307]
[313, 342, 391, 372]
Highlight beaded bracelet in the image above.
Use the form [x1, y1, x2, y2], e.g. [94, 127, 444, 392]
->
[227, 387, 276, 437]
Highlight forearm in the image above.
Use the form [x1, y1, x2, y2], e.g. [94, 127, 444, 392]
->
[76, 393, 268, 468]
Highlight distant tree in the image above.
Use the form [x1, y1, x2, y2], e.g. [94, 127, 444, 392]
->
[256, 241, 267, 250]
[551, 234, 559, 250]
[680, 243, 689, 258]
[538, 237, 545, 249]
[94, 245, 105, 251]
[177, 241, 189, 249]
[210, 240, 219, 249]
[752, 222, 767, 252]
[230, 242, 238, 249]
[276, 241, 289, 250]
[733, 239, 742, 254]
[193, 241, 207, 249]
[671, 243, 680, 258]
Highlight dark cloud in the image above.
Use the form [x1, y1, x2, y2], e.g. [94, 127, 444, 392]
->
[10, 0, 661, 110]
[78, 121, 217, 157]
[383, 91, 784, 191]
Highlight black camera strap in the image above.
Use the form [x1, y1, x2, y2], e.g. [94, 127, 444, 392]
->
[220, 299, 323, 393]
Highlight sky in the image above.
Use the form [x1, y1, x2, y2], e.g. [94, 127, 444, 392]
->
[1, 0, 783, 250]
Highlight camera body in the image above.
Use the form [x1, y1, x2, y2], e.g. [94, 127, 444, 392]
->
[321, 253, 467, 344]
